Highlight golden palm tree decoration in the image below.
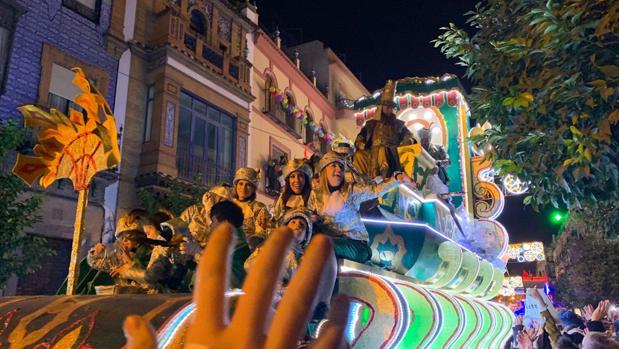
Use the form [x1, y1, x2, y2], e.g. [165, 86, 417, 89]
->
[12, 68, 120, 295]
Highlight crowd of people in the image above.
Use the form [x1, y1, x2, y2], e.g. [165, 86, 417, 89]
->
[505, 289, 619, 349]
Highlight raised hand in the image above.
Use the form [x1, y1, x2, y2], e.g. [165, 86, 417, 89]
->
[123, 223, 350, 349]
[582, 304, 595, 321]
[591, 300, 611, 321]
[517, 330, 533, 349]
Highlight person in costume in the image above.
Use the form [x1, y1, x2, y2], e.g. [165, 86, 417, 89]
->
[272, 159, 313, 224]
[244, 209, 314, 294]
[244, 208, 334, 336]
[176, 185, 231, 261]
[418, 126, 451, 185]
[87, 213, 159, 293]
[178, 185, 231, 244]
[353, 80, 416, 179]
[308, 151, 413, 263]
[232, 167, 271, 250]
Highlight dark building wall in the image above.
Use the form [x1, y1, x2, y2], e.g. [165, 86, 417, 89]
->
[0, 0, 119, 295]
[0, 0, 118, 119]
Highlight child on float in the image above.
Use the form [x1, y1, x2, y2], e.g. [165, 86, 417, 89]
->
[244, 209, 314, 304]
[232, 167, 271, 250]
[272, 159, 314, 224]
[308, 151, 413, 264]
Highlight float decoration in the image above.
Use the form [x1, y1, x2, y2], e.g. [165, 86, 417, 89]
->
[12, 68, 121, 295]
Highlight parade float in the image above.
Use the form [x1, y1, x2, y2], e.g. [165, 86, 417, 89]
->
[0, 74, 516, 348]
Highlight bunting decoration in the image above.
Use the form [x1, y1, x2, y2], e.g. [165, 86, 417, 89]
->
[268, 87, 335, 145]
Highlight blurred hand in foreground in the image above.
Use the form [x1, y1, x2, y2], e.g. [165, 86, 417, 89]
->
[123, 223, 350, 349]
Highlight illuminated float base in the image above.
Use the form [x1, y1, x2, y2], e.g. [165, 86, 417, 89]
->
[338, 261, 513, 349]
[152, 261, 514, 349]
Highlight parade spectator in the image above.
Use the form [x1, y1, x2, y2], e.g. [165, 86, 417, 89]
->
[526, 288, 562, 345]
[123, 223, 350, 349]
[308, 151, 412, 263]
[582, 332, 619, 349]
[232, 167, 271, 250]
[272, 159, 313, 224]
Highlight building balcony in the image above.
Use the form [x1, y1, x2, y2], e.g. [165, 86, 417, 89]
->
[153, 4, 251, 95]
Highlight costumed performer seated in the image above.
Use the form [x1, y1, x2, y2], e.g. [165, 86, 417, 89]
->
[418, 126, 451, 186]
[232, 167, 271, 250]
[245, 208, 334, 337]
[272, 159, 314, 224]
[244, 209, 314, 304]
[353, 79, 416, 179]
[308, 151, 413, 264]
[87, 213, 167, 293]
[177, 185, 231, 260]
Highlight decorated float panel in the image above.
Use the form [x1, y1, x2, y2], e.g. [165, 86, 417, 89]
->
[337, 261, 514, 349]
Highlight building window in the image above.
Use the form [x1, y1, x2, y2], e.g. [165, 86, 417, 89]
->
[303, 111, 316, 145]
[264, 75, 277, 114]
[284, 94, 303, 136]
[177, 91, 236, 186]
[143, 85, 154, 143]
[189, 9, 207, 36]
[0, 0, 22, 94]
[265, 144, 288, 197]
[62, 0, 101, 23]
[47, 63, 84, 115]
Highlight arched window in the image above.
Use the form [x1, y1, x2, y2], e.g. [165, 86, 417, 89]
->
[284, 93, 298, 132]
[303, 110, 315, 145]
[264, 75, 276, 114]
[319, 120, 329, 154]
[190, 9, 207, 36]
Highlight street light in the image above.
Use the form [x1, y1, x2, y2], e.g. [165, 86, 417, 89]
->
[550, 211, 567, 224]
[550, 210, 568, 235]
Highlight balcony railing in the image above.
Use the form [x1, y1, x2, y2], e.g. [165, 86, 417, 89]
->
[176, 143, 235, 187]
[155, 7, 251, 94]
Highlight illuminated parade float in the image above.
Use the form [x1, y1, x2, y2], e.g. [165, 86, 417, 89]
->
[155, 76, 517, 348]
[0, 74, 517, 348]
[332, 75, 515, 348]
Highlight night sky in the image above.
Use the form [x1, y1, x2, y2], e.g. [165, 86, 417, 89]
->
[257, 0, 558, 244]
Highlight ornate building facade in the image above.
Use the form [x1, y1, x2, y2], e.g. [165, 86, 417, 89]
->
[105, 0, 256, 215]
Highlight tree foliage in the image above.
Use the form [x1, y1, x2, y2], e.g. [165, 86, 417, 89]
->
[550, 228, 619, 307]
[0, 122, 53, 289]
[434, 0, 619, 210]
[137, 178, 207, 216]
